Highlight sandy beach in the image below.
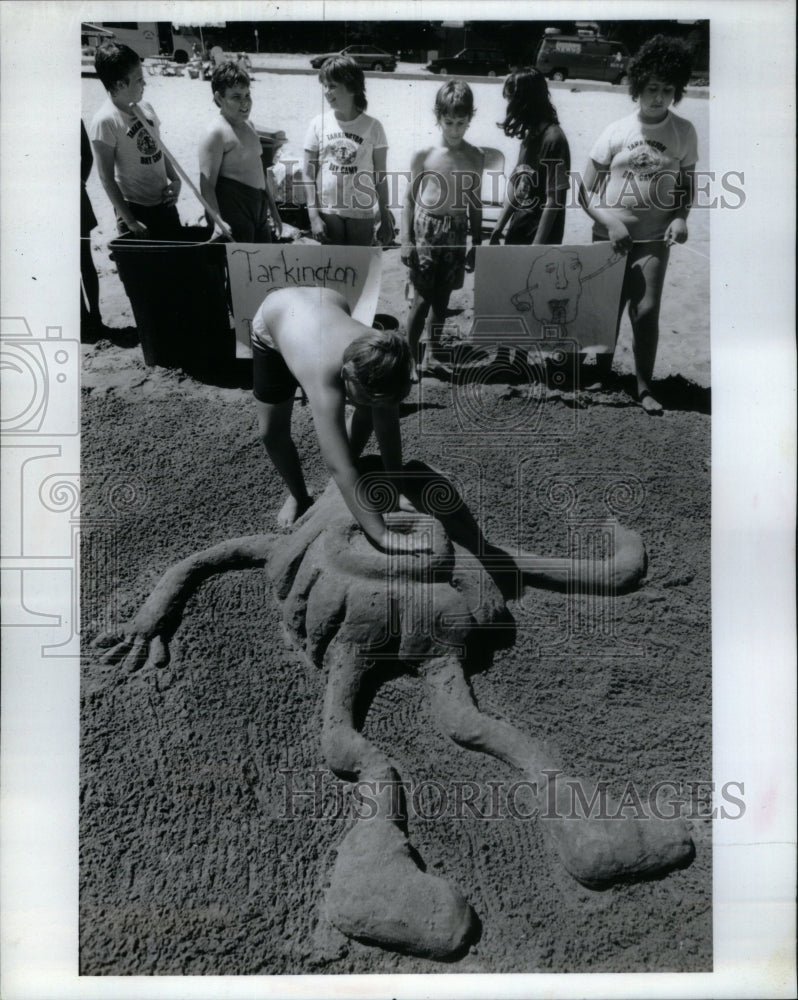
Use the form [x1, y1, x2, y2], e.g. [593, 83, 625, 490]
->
[80, 64, 711, 975]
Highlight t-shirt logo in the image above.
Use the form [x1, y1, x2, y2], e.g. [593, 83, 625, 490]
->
[329, 137, 358, 167]
[127, 117, 162, 166]
[137, 129, 159, 158]
[628, 147, 662, 174]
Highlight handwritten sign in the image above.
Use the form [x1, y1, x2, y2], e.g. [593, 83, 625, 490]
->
[226, 244, 383, 357]
[473, 244, 626, 352]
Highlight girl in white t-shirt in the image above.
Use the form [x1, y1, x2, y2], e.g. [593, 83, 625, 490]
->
[579, 35, 698, 414]
[303, 56, 394, 246]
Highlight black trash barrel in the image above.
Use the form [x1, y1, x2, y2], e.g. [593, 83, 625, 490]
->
[109, 226, 233, 373]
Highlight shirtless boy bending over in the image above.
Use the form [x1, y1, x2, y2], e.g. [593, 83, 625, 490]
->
[251, 287, 430, 555]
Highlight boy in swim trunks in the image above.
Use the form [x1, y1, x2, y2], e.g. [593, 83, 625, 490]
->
[401, 81, 483, 375]
[251, 286, 430, 556]
[199, 62, 282, 242]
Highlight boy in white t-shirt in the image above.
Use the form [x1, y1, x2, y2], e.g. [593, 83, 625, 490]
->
[580, 35, 698, 413]
[303, 56, 394, 246]
[89, 43, 182, 239]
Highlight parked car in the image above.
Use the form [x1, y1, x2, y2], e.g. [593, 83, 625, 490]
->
[534, 31, 630, 84]
[309, 44, 397, 71]
[426, 48, 509, 77]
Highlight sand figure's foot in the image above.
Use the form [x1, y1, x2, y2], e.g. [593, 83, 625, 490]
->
[639, 390, 664, 416]
[544, 778, 694, 887]
[277, 493, 314, 529]
[326, 817, 476, 960]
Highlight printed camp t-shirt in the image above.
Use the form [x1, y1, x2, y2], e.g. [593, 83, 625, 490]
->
[588, 109, 698, 241]
[89, 99, 169, 206]
[304, 110, 388, 219]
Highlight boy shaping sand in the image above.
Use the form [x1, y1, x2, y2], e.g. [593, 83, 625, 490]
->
[251, 286, 430, 556]
[199, 63, 282, 242]
[89, 43, 182, 239]
[401, 81, 483, 375]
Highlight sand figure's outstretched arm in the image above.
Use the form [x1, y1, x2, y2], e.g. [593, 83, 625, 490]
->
[421, 653, 694, 888]
[321, 638, 477, 960]
[92, 534, 278, 672]
[399, 461, 647, 598]
[513, 522, 647, 595]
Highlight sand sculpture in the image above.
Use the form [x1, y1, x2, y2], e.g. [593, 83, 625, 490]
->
[96, 458, 694, 961]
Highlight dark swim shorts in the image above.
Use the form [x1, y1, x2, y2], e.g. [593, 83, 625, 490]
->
[216, 175, 273, 244]
[252, 340, 299, 404]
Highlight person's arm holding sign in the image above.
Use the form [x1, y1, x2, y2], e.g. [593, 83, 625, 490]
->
[579, 159, 633, 254]
[664, 164, 695, 245]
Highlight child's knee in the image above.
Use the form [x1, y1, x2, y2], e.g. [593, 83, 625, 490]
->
[630, 294, 662, 328]
[258, 414, 288, 449]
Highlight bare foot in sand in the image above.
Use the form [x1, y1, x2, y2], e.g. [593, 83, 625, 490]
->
[277, 493, 314, 528]
[639, 390, 663, 415]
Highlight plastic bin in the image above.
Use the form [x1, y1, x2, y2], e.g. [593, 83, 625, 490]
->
[109, 226, 233, 373]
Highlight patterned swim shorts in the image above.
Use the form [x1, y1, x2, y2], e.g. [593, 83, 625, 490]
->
[408, 206, 468, 297]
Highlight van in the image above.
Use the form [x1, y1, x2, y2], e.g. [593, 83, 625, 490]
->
[87, 22, 202, 64]
[535, 31, 630, 85]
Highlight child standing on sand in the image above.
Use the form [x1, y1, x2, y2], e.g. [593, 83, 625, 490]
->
[89, 42, 183, 239]
[579, 35, 697, 414]
[401, 80, 483, 375]
[303, 56, 394, 246]
[199, 62, 282, 242]
[489, 68, 570, 246]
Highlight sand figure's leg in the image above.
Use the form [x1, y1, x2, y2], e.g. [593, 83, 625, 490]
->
[322, 640, 476, 960]
[422, 655, 694, 888]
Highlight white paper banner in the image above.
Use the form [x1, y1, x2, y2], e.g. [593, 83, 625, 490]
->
[474, 243, 627, 352]
[225, 243, 383, 357]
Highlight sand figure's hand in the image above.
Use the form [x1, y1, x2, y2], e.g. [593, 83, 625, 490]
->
[92, 619, 171, 672]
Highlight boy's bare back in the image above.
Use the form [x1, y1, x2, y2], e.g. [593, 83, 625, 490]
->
[257, 287, 364, 393]
[412, 140, 483, 215]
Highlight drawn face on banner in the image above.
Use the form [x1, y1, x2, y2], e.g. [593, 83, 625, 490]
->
[511, 249, 584, 326]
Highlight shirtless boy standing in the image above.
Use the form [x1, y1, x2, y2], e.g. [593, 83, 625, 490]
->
[199, 63, 281, 242]
[401, 81, 484, 374]
[251, 286, 430, 555]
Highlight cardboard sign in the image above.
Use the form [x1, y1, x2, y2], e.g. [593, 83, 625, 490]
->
[225, 244, 383, 357]
[473, 244, 627, 352]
